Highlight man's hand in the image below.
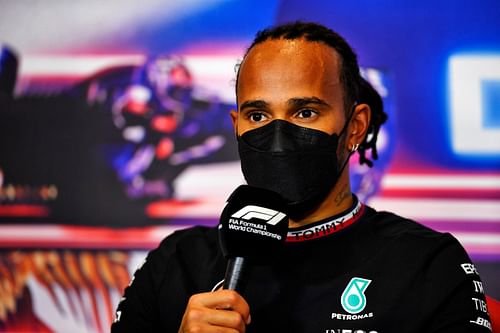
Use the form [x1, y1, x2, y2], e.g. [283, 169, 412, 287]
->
[179, 289, 251, 333]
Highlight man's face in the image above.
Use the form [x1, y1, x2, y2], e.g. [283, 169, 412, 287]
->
[233, 38, 346, 137]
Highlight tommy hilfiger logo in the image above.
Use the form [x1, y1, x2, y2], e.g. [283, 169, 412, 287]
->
[287, 201, 364, 242]
[341, 277, 372, 314]
[231, 205, 286, 225]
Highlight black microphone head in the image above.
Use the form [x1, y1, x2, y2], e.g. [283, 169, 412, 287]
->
[218, 185, 288, 262]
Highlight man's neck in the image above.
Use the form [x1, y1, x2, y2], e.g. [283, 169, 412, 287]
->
[288, 178, 353, 228]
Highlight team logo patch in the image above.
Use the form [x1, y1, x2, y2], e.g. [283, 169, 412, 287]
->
[341, 277, 372, 314]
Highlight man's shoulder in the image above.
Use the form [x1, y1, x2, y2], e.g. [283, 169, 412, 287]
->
[358, 207, 491, 332]
[367, 207, 448, 239]
[365, 206, 467, 257]
[156, 225, 219, 254]
[139, 225, 222, 282]
[159, 225, 218, 244]
[365, 206, 476, 285]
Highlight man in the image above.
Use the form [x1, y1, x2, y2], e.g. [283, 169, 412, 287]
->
[111, 22, 492, 332]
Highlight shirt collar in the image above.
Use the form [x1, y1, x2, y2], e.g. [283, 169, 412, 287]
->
[286, 197, 365, 243]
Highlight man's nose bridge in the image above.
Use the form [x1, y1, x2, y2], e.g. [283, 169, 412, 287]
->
[271, 129, 286, 152]
[269, 120, 291, 152]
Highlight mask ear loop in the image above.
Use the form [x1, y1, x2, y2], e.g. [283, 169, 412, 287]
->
[337, 102, 358, 138]
[335, 102, 359, 177]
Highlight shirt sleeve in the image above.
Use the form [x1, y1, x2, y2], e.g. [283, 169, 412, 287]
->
[424, 234, 492, 332]
[110, 238, 175, 332]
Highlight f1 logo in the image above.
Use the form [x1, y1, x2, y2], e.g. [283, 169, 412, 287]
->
[231, 205, 286, 225]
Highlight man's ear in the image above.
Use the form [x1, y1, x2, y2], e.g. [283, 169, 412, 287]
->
[230, 109, 238, 134]
[347, 103, 371, 150]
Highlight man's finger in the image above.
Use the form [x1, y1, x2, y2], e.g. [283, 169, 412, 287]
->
[189, 290, 250, 323]
[184, 307, 246, 332]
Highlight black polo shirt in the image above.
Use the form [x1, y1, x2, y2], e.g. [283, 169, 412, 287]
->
[112, 199, 492, 332]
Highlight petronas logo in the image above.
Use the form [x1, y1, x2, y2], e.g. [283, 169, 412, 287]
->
[341, 277, 372, 314]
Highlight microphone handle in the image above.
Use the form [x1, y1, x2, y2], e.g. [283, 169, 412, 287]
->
[223, 257, 246, 291]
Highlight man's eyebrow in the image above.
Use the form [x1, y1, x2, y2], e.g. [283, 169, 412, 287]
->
[288, 97, 331, 108]
[239, 100, 269, 111]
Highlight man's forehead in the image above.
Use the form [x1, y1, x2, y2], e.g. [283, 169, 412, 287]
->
[242, 38, 340, 69]
[237, 38, 342, 98]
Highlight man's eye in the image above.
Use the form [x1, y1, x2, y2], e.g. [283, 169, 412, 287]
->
[297, 109, 317, 119]
[249, 112, 266, 122]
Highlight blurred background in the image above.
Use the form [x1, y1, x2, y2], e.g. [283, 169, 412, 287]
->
[0, 0, 499, 331]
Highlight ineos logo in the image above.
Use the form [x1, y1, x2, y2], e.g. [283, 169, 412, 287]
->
[231, 205, 286, 225]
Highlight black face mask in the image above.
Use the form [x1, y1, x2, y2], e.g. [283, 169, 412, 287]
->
[237, 116, 352, 215]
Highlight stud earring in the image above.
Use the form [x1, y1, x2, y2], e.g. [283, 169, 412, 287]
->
[351, 143, 360, 152]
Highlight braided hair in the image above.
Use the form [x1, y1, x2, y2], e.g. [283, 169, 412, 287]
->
[235, 21, 388, 167]
[357, 76, 388, 167]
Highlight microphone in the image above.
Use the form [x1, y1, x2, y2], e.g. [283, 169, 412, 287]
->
[218, 185, 288, 292]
